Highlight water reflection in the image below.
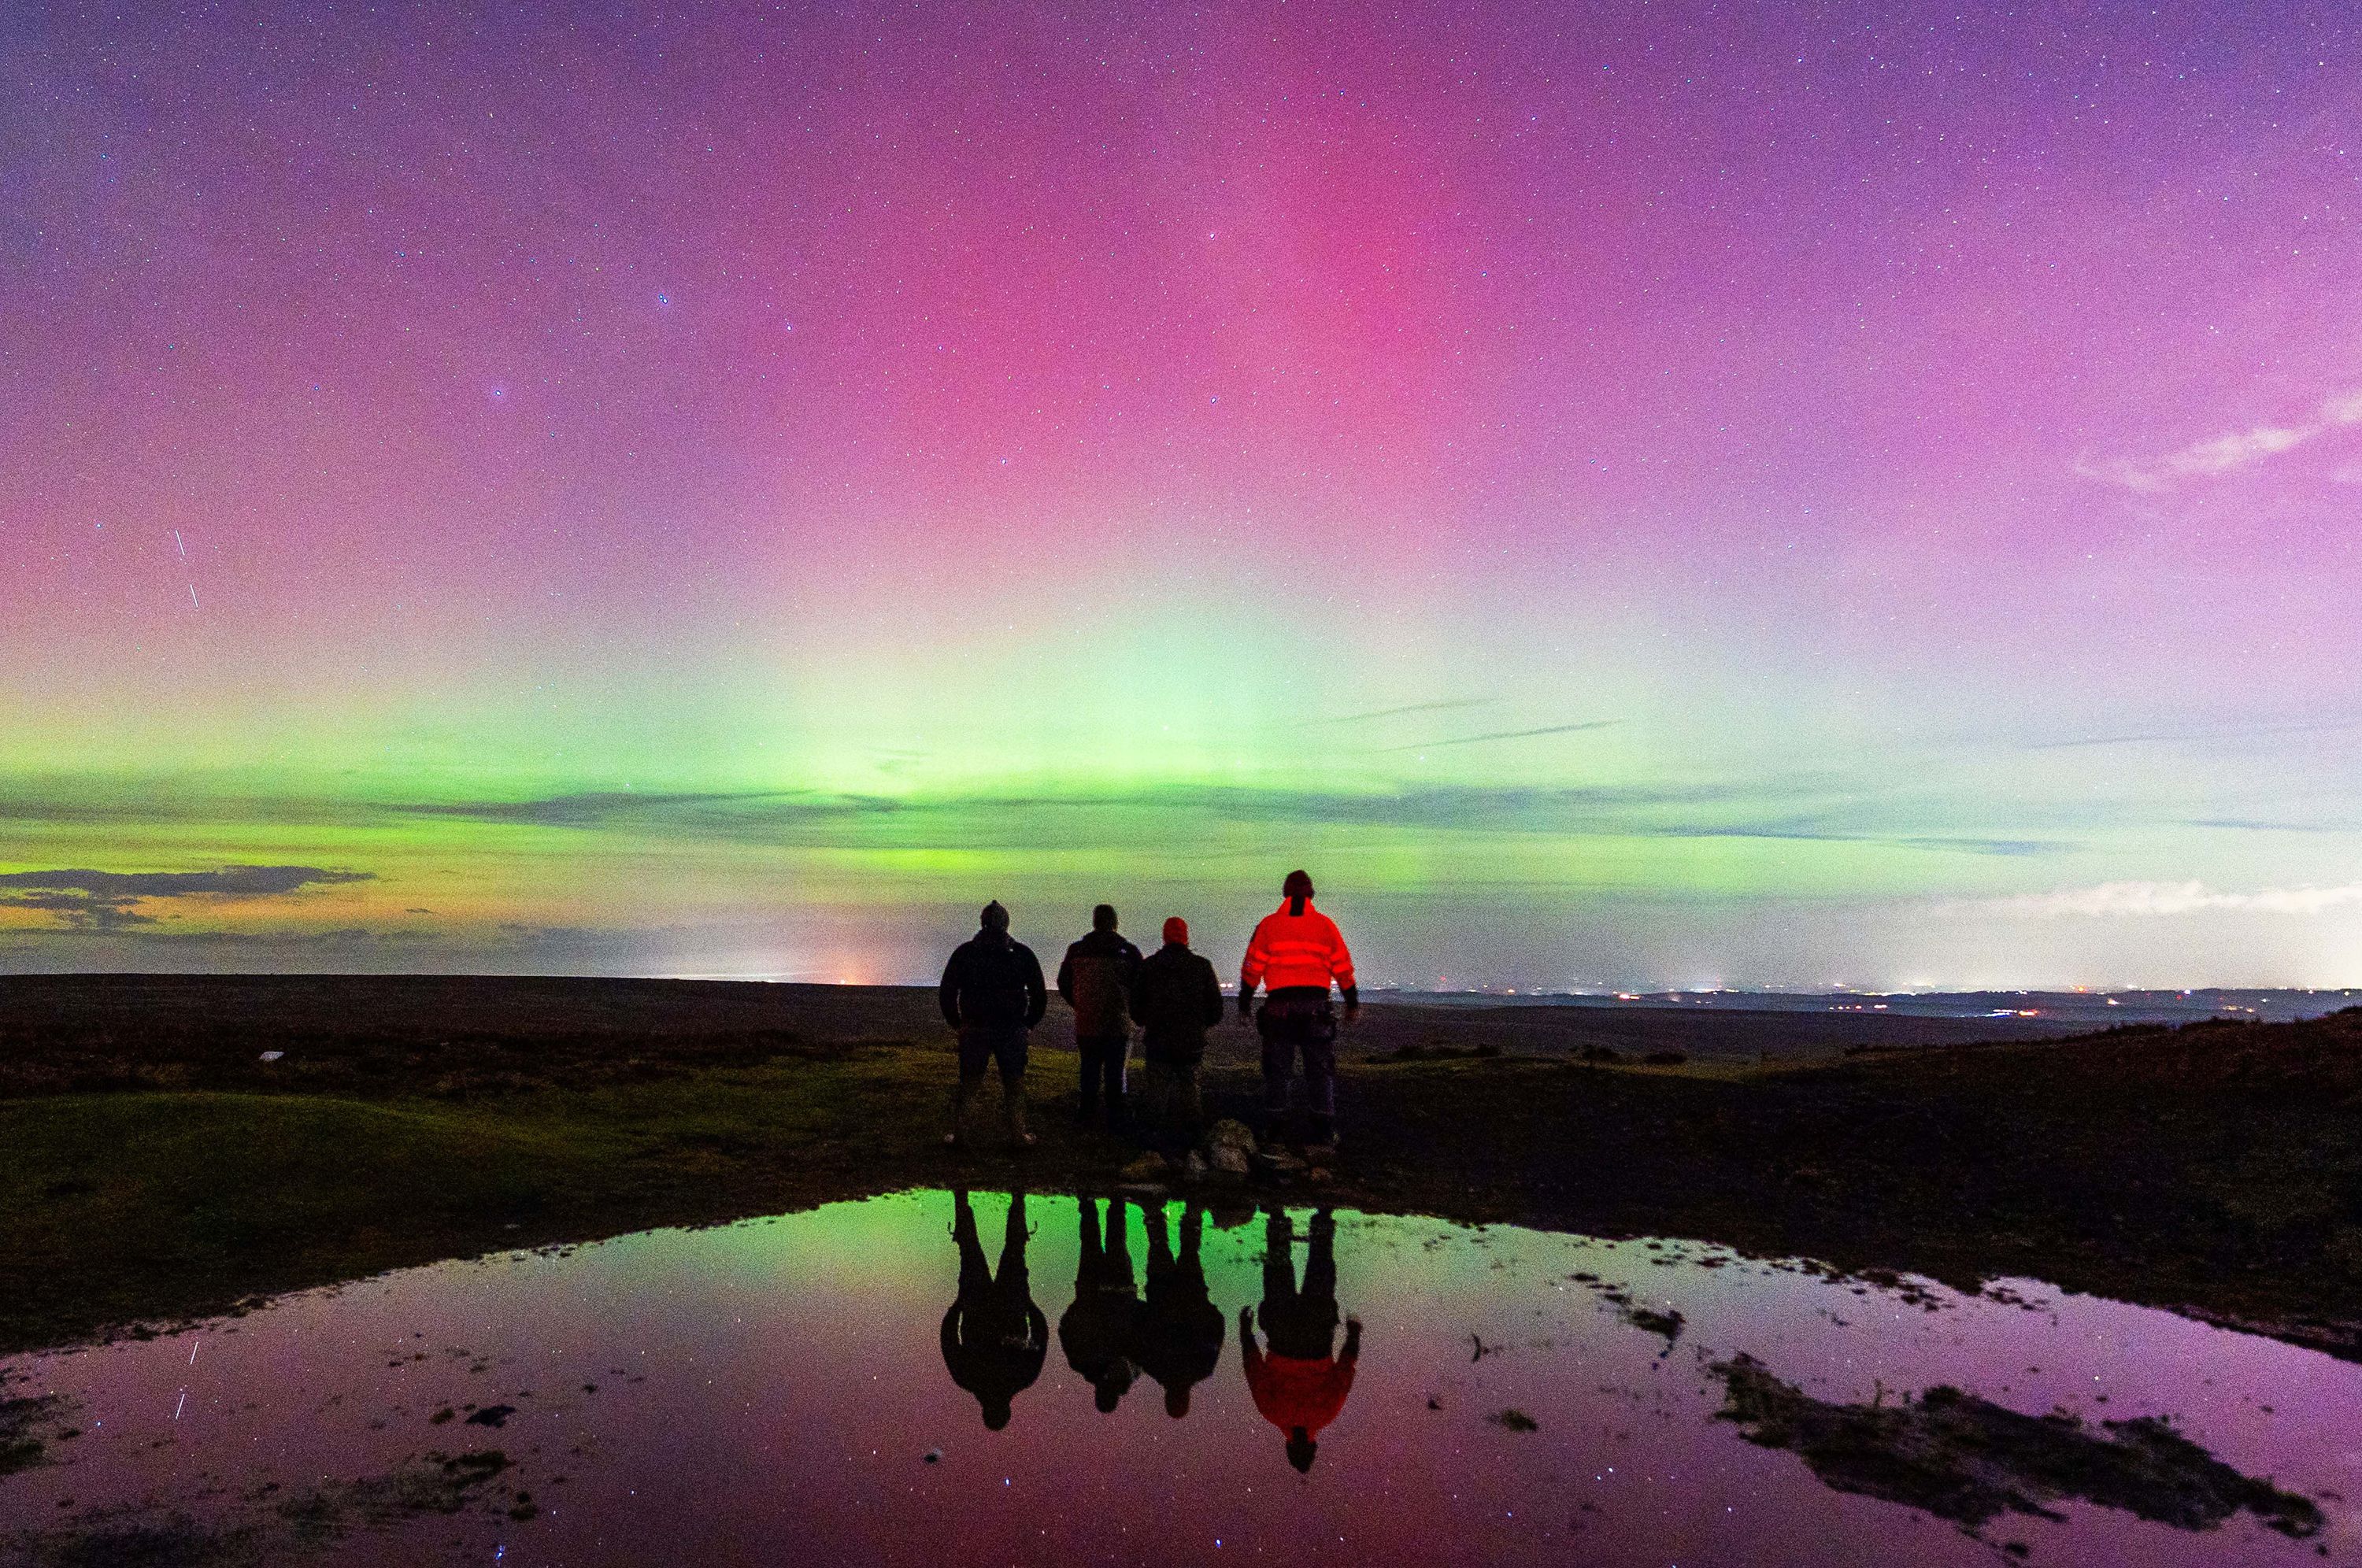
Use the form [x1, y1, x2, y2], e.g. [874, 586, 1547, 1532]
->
[2, 1193, 2353, 1566]
[1137, 1202, 1224, 1419]
[1242, 1207, 1362, 1472]
[1061, 1196, 1142, 1414]
[939, 1188, 1047, 1431]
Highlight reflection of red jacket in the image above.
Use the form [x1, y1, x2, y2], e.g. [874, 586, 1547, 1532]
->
[1243, 1342, 1357, 1436]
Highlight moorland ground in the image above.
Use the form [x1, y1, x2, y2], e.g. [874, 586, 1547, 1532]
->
[1, 974, 2355, 1363]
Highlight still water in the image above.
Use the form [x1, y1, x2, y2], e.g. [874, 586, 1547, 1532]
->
[2, 1192, 2355, 1566]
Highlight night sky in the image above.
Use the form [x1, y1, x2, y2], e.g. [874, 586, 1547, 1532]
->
[4, 1, 2358, 986]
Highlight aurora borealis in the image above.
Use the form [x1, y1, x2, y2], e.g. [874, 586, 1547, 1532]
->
[4, 1, 2358, 986]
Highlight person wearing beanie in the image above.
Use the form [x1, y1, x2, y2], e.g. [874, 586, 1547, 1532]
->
[1240, 1206, 1361, 1473]
[938, 900, 1048, 1148]
[1056, 904, 1142, 1129]
[1127, 915, 1224, 1143]
[1237, 871, 1359, 1148]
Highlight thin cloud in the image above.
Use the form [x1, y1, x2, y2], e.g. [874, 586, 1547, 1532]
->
[0, 865, 374, 930]
[2023, 715, 2362, 751]
[1323, 698, 1495, 725]
[2078, 385, 2362, 492]
[1946, 881, 2362, 919]
[1372, 720, 1620, 753]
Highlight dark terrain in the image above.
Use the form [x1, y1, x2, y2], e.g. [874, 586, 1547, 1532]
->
[1, 974, 2356, 1363]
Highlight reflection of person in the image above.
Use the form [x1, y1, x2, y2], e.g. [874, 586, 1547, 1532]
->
[941, 1189, 1049, 1431]
[1135, 1201, 1224, 1418]
[1057, 904, 1142, 1130]
[1058, 1197, 1141, 1412]
[1238, 871, 1359, 1149]
[1129, 917, 1224, 1146]
[939, 900, 1048, 1148]
[1240, 1207, 1361, 1472]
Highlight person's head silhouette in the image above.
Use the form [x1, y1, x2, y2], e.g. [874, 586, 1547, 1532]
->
[983, 1400, 1013, 1431]
[1095, 1381, 1124, 1414]
[1165, 1385, 1192, 1420]
[1282, 869, 1314, 915]
[981, 900, 1010, 932]
[1286, 1429, 1318, 1473]
[1092, 903, 1118, 931]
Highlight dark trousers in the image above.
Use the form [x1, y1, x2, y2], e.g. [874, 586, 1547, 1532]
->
[1261, 1207, 1340, 1359]
[1076, 1033, 1129, 1120]
[1257, 994, 1338, 1121]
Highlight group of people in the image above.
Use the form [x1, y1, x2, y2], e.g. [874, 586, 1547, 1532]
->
[937, 869, 1361, 1151]
[939, 1189, 1362, 1472]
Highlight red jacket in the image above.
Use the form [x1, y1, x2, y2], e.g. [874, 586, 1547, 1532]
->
[1240, 902, 1356, 995]
[1243, 1342, 1357, 1437]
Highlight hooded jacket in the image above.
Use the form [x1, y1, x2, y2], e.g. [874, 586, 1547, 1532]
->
[1057, 927, 1142, 1037]
[1240, 900, 1356, 997]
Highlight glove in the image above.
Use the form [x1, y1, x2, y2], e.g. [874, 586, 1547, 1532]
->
[1238, 993, 1257, 1023]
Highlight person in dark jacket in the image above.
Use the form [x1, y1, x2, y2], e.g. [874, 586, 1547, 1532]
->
[939, 900, 1048, 1148]
[1128, 916, 1224, 1142]
[1240, 1205, 1361, 1473]
[1056, 904, 1142, 1128]
[1058, 1196, 1140, 1413]
[1135, 1200, 1224, 1418]
[941, 1188, 1049, 1431]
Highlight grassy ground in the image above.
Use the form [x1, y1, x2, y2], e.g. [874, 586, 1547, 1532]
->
[0, 976, 2356, 1362]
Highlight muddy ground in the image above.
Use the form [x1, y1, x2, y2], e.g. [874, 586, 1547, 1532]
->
[0, 974, 2355, 1363]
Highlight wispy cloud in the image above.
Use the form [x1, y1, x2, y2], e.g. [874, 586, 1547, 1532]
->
[0, 865, 374, 930]
[1323, 698, 1494, 725]
[1372, 720, 1620, 753]
[2021, 715, 2362, 751]
[1946, 881, 2362, 919]
[2077, 386, 2362, 491]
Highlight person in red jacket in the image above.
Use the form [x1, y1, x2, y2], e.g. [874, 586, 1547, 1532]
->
[1239, 1205, 1361, 1473]
[1238, 869, 1359, 1148]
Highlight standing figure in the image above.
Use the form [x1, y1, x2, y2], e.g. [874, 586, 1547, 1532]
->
[1240, 1206, 1361, 1472]
[1238, 870, 1360, 1148]
[1128, 916, 1225, 1147]
[1057, 904, 1142, 1129]
[1135, 1200, 1224, 1418]
[941, 1189, 1050, 1431]
[1058, 1196, 1141, 1413]
[939, 900, 1048, 1149]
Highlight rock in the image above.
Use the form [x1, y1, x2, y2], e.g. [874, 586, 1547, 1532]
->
[1120, 1154, 1172, 1183]
[1202, 1119, 1257, 1157]
[1183, 1151, 1209, 1181]
[1208, 1145, 1250, 1180]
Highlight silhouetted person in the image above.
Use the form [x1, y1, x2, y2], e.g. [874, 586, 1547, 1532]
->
[1240, 1206, 1360, 1472]
[1058, 1196, 1141, 1413]
[1135, 1200, 1224, 1419]
[940, 900, 1047, 1148]
[1238, 870, 1359, 1148]
[1129, 916, 1224, 1145]
[941, 1189, 1049, 1430]
[1057, 904, 1142, 1129]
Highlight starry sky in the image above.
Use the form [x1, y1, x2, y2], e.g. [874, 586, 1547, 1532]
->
[4, 0, 2359, 986]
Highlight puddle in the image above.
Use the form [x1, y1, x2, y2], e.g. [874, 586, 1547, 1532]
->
[1, 1191, 2354, 1566]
